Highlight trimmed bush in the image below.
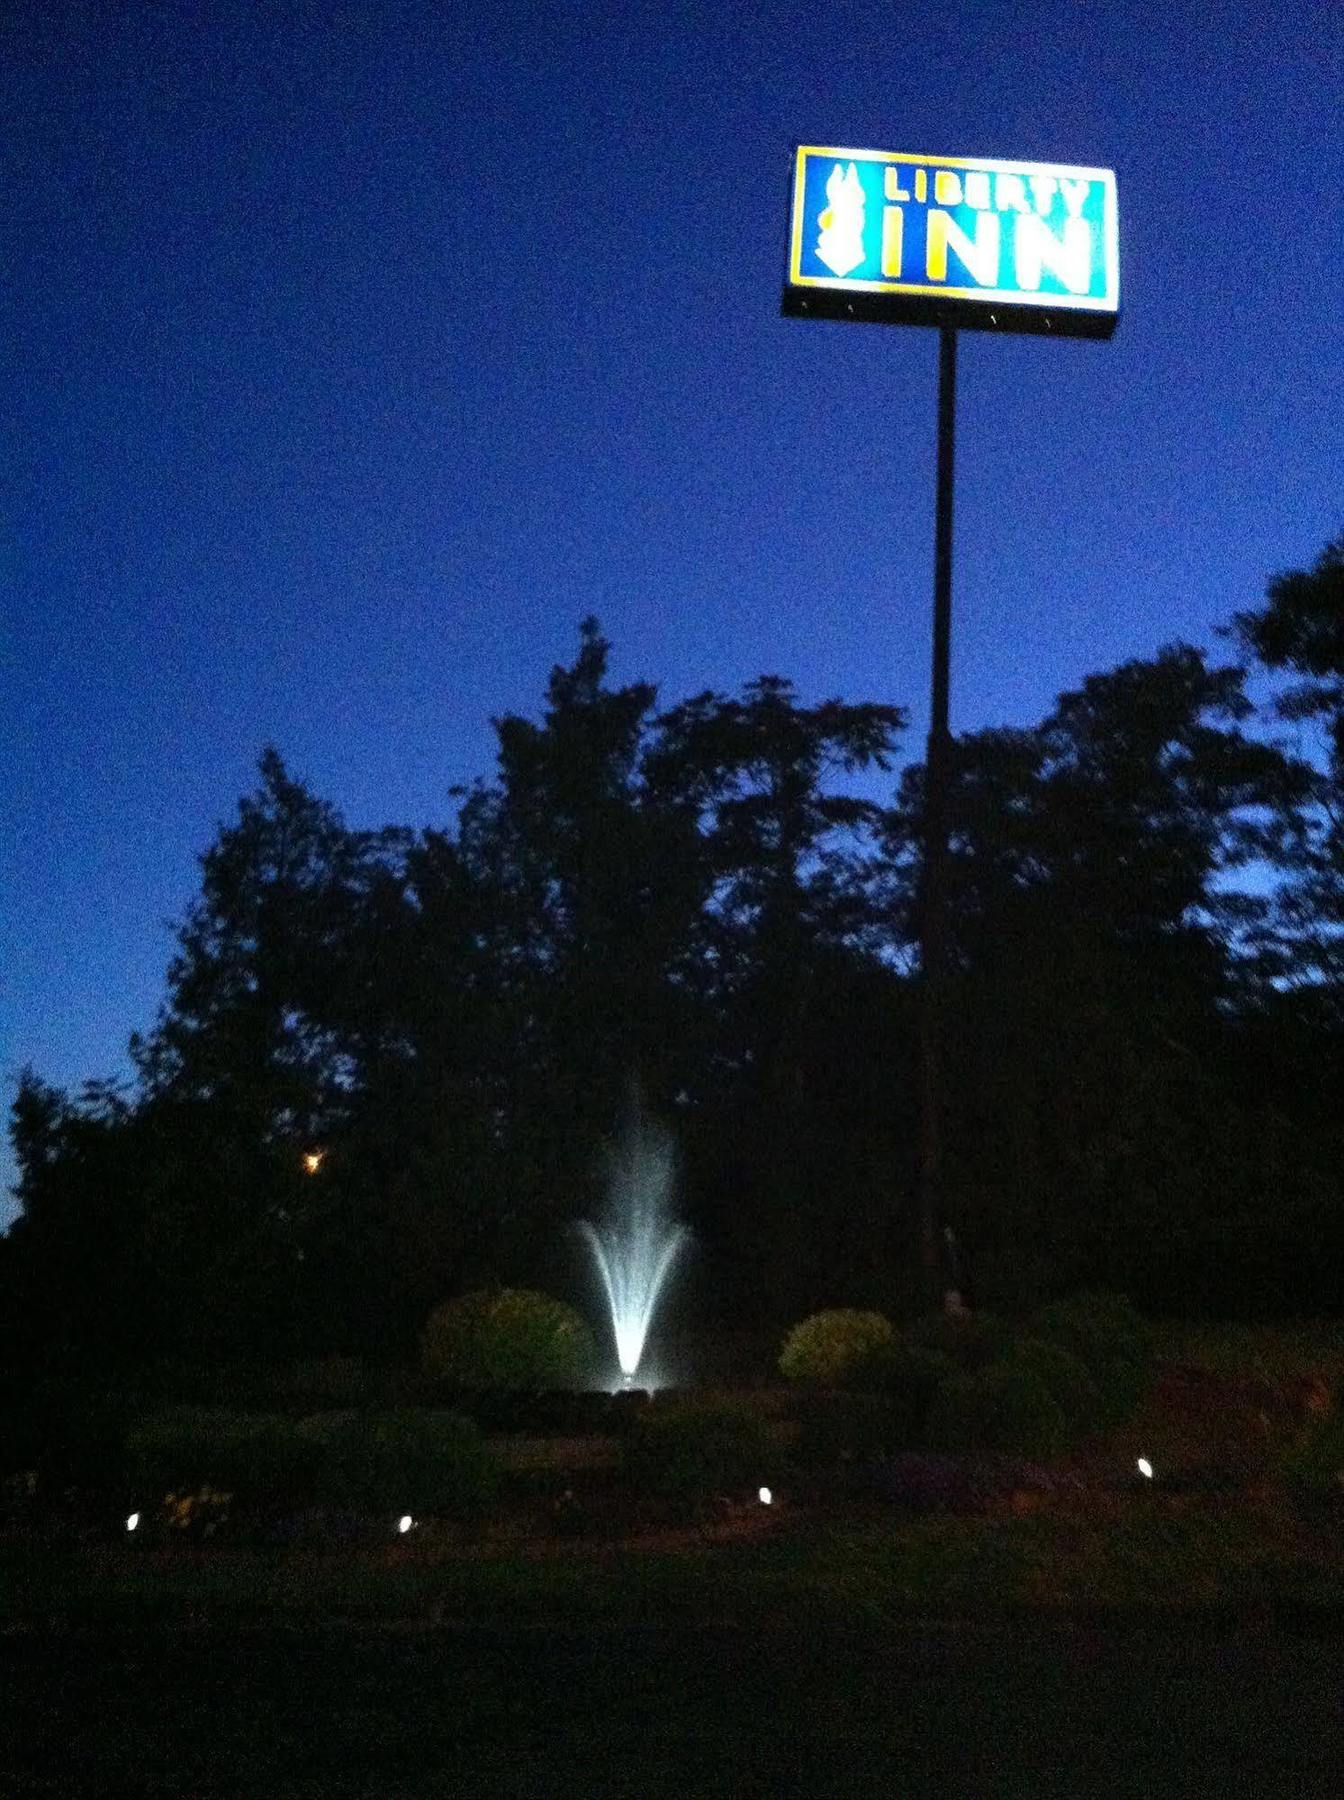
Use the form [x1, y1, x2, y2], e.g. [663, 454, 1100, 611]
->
[790, 1391, 910, 1469]
[927, 1363, 1068, 1461]
[1000, 1338, 1103, 1442]
[1029, 1291, 1152, 1364]
[853, 1340, 953, 1417]
[125, 1407, 320, 1504]
[902, 1310, 1016, 1371]
[1278, 1415, 1344, 1504]
[873, 1451, 980, 1512]
[276, 1358, 374, 1409]
[778, 1310, 895, 1386]
[790, 1343, 953, 1467]
[5, 1379, 136, 1494]
[1027, 1292, 1154, 1428]
[314, 1409, 499, 1517]
[422, 1288, 598, 1392]
[623, 1397, 775, 1509]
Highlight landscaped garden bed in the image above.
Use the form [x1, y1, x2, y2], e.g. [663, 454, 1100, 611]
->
[4, 1302, 1342, 1629]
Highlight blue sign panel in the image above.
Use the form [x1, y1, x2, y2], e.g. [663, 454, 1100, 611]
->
[783, 146, 1119, 338]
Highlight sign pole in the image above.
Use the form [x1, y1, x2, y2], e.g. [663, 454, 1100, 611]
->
[918, 324, 958, 1311]
[783, 144, 1120, 1314]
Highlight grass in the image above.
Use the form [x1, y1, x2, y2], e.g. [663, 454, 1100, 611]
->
[5, 1494, 1342, 1632]
[6, 1614, 1341, 1798]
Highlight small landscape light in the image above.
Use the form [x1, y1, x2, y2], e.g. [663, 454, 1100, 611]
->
[126, 1512, 140, 1532]
[758, 1486, 772, 1506]
[397, 1514, 414, 1534]
[1136, 1457, 1154, 1480]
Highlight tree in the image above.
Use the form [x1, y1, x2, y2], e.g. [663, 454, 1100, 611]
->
[644, 676, 908, 1316]
[446, 619, 708, 1245]
[1234, 533, 1344, 1001]
[5, 1072, 154, 1367]
[888, 645, 1314, 1310]
[126, 748, 418, 1353]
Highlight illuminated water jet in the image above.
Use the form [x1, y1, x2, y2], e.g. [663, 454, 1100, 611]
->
[579, 1105, 688, 1382]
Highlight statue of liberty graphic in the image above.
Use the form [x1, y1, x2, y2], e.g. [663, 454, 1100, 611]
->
[815, 161, 867, 278]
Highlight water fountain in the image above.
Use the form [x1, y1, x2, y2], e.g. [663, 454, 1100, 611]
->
[578, 1103, 689, 1385]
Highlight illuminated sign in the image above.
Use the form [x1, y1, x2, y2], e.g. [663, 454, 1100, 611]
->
[783, 146, 1119, 338]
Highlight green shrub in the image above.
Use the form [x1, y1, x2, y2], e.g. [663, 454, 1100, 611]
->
[623, 1397, 775, 1508]
[1000, 1339, 1103, 1443]
[1029, 1290, 1152, 1365]
[4, 1379, 136, 1492]
[422, 1288, 598, 1391]
[927, 1363, 1068, 1460]
[778, 1310, 895, 1386]
[139, 1361, 288, 1410]
[315, 1409, 499, 1517]
[1027, 1292, 1154, 1428]
[790, 1391, 911, 1468]
[276, 1358, 374, 1408]
[825, 1341, 954, 1451]
[854, 1340, 952, 1400]
[1279, 1415, 1344, 1503]
[902, 1310, 1016, 1370]
[125, 1407, 320, 1503]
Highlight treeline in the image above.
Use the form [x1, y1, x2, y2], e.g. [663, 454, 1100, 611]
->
[5, 537, 1342, 1370]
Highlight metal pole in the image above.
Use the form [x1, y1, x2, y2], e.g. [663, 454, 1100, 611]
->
[917, 325, 957, 1310]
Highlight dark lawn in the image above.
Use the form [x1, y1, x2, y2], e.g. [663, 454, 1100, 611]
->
[3, 1620, 1340, 1798]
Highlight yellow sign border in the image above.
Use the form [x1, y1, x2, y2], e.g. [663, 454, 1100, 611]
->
[787, 146, 1120, 313]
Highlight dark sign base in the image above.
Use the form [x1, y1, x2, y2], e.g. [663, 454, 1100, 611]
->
[781, 286, 1118, 340]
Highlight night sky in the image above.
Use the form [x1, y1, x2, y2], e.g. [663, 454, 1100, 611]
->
[3, 1, 1341, 1223]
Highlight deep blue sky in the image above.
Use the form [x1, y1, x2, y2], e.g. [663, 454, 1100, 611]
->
[3, 0, 1341, 1223]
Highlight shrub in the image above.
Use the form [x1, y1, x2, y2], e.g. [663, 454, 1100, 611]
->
[902, 1310, 1016, 1371]
[927, 1363, 1068, 1461]
[1000, 1338, 1103, 1442]
[623, 1397, 775, 1509]
[5, 1379, 136, 1493]
[276, 1358, 374, 1409]
[1278, 1415, 1344, 1504]
[139, 1361, 287, 1409]
[1029, 1290, 1152, 1364]
[314, 1409, 499, 1517]
[422, 1288, 598, 1392]
[1027, 1292, 1154, 1428]
[790, 1391, 910, 1469]
[872, 1451, 980, 1512]
[853, 1341, 953, 1419]
[159, 1484, 234, 1538]
[790, 1343, 953, 1467]
[520, 1390, 621, 1436]
[125, 1407, 321, 1504]
[778, 1310, 895, 1386]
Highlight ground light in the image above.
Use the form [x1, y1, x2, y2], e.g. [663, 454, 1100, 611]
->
[758, 1487, 773, 1506]
[397, 1515, 414, 1534]
[125, 1512, 140, 1532]
[1137, 1457, 1154, 1480]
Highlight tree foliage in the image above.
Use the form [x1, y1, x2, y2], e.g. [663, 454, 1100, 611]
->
[8, 541, 1343, 1371]
[1234, 535, 1344, 1000]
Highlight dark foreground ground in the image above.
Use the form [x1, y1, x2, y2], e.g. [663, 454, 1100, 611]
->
[4, 1620, 1340, 1798]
